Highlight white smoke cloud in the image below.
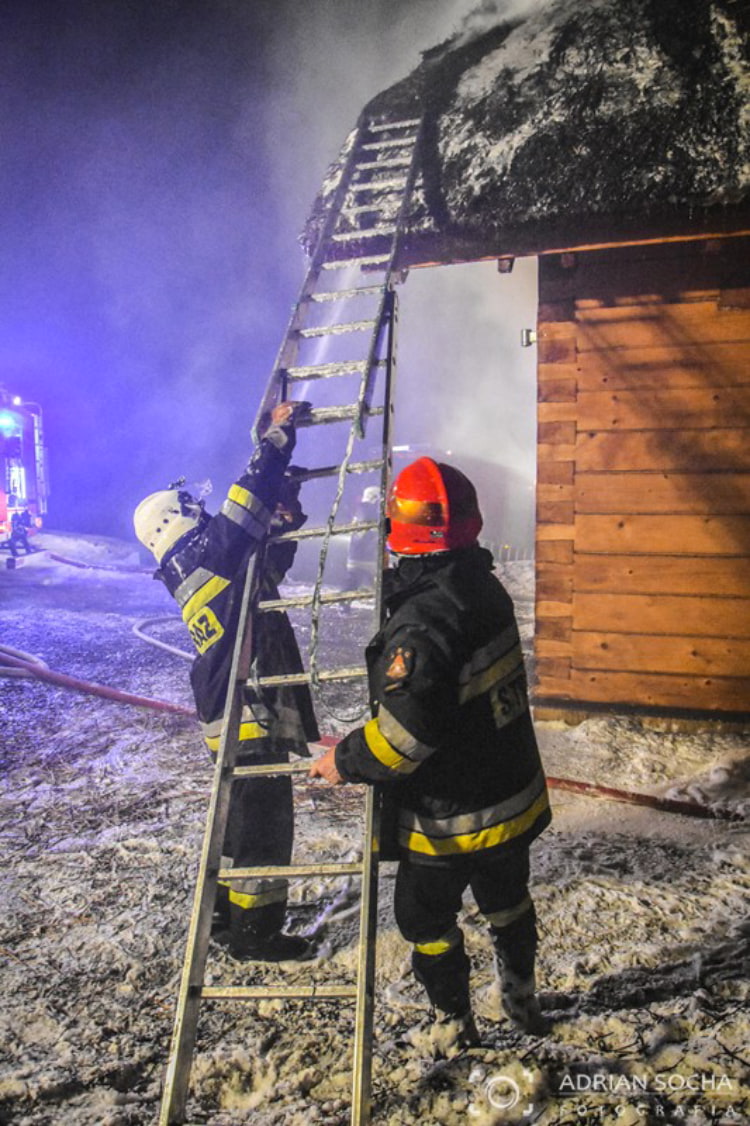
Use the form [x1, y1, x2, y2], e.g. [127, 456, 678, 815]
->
[452, 0, 557, 47]
[0, 0, 543, 536]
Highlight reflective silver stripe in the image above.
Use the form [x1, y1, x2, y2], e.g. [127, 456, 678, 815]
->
[363, 719, 418, 774]
[398, 770, 547, 840]
[458, 626, 524, 705]
[200, 704, 306, 745]
[201, 718, 223, 741]
[459, 625, 519, 686]
[486, 894, 533, 930]
[174, 566, 219, 611]
[222, 880, 289, 909]
[377, 704, 436, 765]
[226, 482, 271, 517]
[221, 496, 269, 538]
[218, 857, 288, 903]
[200, 703, 261, 741]
[222, 877, 287, 897]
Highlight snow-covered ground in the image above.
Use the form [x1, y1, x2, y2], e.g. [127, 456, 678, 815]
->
[1, 534, 748, 1126]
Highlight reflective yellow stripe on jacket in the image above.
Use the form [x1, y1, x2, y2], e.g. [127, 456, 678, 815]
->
[457, 625, 524, 705]
[364, 707, 438, 776]
[221, 483, 272, 538]
[200, 705, 265, 753]
[398, 772, 550, 857]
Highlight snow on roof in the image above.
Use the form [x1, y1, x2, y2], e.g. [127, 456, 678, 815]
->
[305, 0, 750, 260]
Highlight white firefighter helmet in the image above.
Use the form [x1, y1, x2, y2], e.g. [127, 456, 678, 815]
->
[133, 488, 205, 563]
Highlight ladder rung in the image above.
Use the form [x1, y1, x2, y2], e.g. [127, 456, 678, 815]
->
[321, 254, 390, 270]
[232, 760, 316, 777]
[361, 136, 417, 151]
[368, 117, 421, 132]
[256, 666, 367, 687]
[331, 226, 397, 242]
[342, 203, 394, 217]
[301, 405, 384, 425]
[355, 156, 411, 171]
[219, 862, 364, 878]
[258, 587, 375, 612]
[272, 518, 379, 542]
[284, 459, 383, 482]
[202, 984, 358, 1001]
[285, 360, 366, 380]
[349, 177, 407, 194]
[307, 285, 383, 302]
[297, 320, 377, 339]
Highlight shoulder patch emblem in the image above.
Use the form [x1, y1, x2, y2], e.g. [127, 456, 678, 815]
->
[384, 645, 414, 690]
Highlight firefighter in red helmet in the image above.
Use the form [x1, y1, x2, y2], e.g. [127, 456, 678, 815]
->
[311, 457, 551, 1047]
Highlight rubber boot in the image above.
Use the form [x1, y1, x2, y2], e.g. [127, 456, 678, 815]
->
[227, 901, 315, 962]
[490, 904, 548, 1035]
[412, 942, 480, 1054]
[498, 967, 548, 1035]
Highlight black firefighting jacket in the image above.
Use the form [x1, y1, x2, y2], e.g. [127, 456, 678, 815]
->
[335, 546, 551, 865]
[159, 436, 319, 759]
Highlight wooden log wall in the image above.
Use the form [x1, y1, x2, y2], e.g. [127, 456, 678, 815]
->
[533, 238, 750, 720]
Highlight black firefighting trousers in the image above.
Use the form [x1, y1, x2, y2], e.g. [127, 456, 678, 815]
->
[217, 747, 294, 942]
[394, 845, 538, 1018]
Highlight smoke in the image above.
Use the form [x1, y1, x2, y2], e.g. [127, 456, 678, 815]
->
[0, 0, 539, 538]
[396, 258, 538, 481]
[452, 0, 556, 47]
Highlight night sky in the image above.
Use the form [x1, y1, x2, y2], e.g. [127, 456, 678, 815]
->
[1, 0, 537, 540]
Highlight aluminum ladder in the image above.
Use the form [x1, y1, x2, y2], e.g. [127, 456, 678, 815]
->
[159, 112, 423, 1126]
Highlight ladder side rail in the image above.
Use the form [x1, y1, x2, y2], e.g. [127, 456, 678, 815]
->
[159, 550, 263, 1126]
[351, 262, 401, 1126]
[252, 122, 372, 442]
[306, 113, 419, 780]
[307, 411, 364, 688]
[351, 785, 381, 1126]
[355, 118, 424, 437]
[302, 312, 389, 685]
[373, 292, 398, 611]
[304, 300, 392, 684]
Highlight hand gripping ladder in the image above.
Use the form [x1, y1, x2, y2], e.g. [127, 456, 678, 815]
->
[159, 113, 423, 1126]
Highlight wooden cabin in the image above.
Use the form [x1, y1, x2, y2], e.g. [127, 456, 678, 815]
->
[307, 0, 750, 722]
[533, 237, 749, 721]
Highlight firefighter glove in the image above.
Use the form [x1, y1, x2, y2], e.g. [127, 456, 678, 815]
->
[262, 401, 312, 452]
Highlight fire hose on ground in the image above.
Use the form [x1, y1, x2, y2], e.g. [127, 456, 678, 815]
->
[0, 644, 194, 716]
[1, 642, 743, 823]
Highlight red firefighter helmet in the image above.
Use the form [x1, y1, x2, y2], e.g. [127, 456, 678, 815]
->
[386, 457, 483, 555]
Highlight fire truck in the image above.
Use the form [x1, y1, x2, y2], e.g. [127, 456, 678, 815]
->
[0, 388, 48, 547]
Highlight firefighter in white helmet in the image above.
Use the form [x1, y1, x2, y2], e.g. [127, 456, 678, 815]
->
[134, 401, 319, 961]
[311, 457, 551, 1046]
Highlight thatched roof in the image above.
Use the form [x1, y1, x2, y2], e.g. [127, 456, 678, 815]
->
[305, 0, 750, 263]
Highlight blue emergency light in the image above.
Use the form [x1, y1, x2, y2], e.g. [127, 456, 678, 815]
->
[0, 411, 21, 435]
